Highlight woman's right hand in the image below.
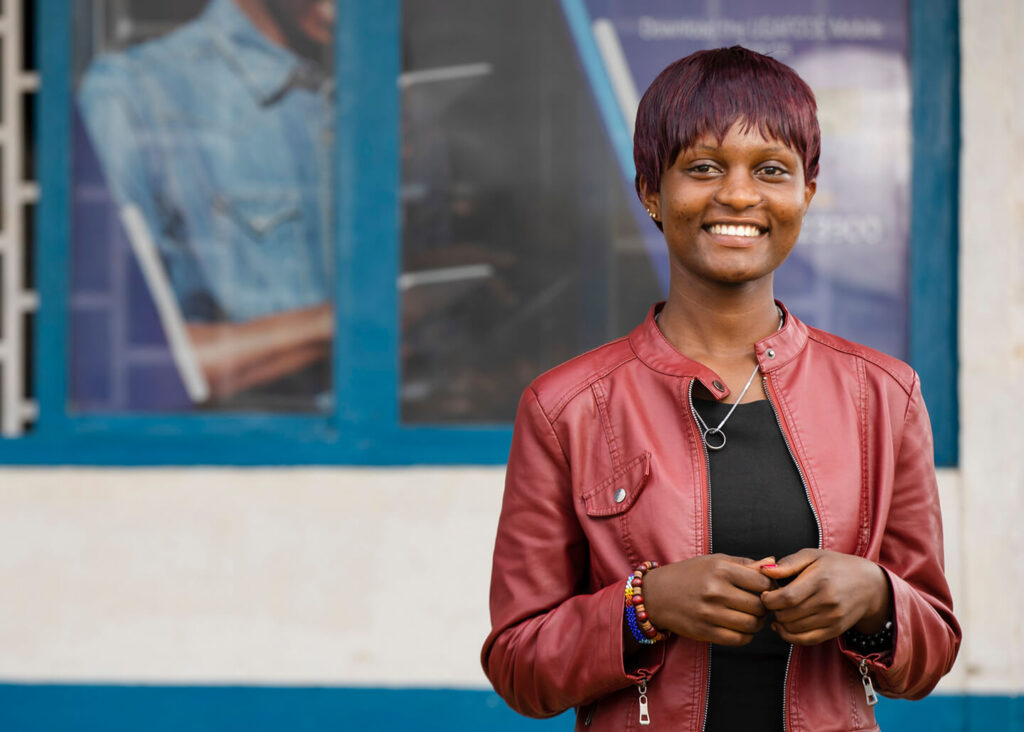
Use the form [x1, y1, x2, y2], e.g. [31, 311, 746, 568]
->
[642, 554, 775, 645]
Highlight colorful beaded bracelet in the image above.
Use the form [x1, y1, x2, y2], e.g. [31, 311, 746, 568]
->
[624, 561, 668, 645]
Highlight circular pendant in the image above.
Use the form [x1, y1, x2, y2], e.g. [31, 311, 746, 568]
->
[703, 427, 727, 451]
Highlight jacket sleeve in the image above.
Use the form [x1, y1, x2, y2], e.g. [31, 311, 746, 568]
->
[78, 56, 212, 322]
[481, 386, 662, 718]
[840, 374, 961, 699]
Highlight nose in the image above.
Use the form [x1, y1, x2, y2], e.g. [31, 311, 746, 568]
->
[713, 170, 761, 210]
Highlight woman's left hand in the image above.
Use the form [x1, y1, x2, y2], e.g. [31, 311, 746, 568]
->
[759, 549, 891, 646]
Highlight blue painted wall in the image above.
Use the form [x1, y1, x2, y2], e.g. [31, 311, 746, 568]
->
[0, 686, 1020, 731]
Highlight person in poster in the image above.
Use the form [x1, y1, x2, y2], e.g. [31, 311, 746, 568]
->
[77, 0, 335, 409]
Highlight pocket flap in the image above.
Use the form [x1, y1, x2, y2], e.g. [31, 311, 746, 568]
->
[581, 451, 651, 517]
[212, 191, 300, 238]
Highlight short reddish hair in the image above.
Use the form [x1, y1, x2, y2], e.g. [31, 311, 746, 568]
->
[634, 46, 820, 202]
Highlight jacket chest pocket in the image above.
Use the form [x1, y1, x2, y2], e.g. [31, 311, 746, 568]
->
[581, 451, 652, 515]
[579, 451, 652, 571]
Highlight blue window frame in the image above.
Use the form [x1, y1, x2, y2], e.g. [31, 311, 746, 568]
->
[908, 0, 959, 467]
[1, 0, 957, 466]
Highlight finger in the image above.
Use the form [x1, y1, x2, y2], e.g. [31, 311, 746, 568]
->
[721, 587, 769, 617]
[771, 604, 819, 626]
[718, 554, 775, 570]
[726, 564, 775, 594]
[771, 621, 838, 646]
[706, 626, 760, 647]
[705, 607, 767, 636]
[761, 571, 820, 611]
[773, 612, 831, 634]
[760, 548, 823, 580]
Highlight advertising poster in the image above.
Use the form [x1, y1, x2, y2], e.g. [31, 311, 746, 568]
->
[70, 0, 335, 413]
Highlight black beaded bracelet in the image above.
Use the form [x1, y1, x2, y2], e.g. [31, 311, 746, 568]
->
[843, 619, 894, 653]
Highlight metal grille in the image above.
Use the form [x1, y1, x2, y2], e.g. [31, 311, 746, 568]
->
[0, 0, 38, 436]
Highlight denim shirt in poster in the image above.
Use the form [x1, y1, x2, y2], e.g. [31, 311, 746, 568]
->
[77, 0, 334, 323]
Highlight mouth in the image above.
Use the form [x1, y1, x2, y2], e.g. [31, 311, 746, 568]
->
[703, 223, 768, 238]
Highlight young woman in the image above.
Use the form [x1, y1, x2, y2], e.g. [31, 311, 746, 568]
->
[481, 47, 960, 731]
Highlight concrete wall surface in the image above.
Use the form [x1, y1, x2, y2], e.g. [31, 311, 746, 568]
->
[958, 0, 1024, 699]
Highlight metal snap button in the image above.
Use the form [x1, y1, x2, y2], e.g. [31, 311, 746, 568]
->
[614, 488, 627, 503]
[712, 380, 725, 391]
[766, 349, 776, 359]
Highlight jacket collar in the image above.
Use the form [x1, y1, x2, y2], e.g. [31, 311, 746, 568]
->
[205, 0, 322, 105]
[627, 301, 810, 400]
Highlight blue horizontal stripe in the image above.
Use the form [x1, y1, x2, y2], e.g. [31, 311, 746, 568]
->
[0, 685, 1020, 731]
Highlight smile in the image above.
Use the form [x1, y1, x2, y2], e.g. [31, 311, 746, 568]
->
[704, 223, 766, 237]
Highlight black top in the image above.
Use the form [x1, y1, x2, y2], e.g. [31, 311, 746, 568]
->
[693, 397, 818, 732]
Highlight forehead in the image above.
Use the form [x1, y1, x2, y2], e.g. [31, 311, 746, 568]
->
[687, 122, 801, 157]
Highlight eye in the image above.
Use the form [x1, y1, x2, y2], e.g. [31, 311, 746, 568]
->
[758, 165, 788, 177]
[687, 163, 719, 176]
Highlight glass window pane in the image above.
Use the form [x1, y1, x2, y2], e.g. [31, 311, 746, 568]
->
[399, 0, 656, 423]
[399, 0, 911, 424]
[69, 0, 335, 414]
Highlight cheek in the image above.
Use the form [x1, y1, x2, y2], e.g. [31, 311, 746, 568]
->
[664, 195, 704, 224]
[777, 195, 810, 227]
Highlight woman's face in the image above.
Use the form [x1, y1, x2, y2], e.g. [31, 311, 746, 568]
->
[643, 122, 815, 290]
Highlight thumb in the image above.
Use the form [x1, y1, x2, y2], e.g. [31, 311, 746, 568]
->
[760, 549, 821, 579]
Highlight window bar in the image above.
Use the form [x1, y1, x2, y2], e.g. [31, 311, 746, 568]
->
[0, 0, 40, 436]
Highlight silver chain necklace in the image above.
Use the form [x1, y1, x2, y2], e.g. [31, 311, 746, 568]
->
[693, 309, 784, 451]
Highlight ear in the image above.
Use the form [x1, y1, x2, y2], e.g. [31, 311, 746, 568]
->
[802, 179, 817, 211]
[638, 177, 661, 221]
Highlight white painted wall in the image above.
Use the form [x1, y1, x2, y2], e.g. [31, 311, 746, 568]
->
[0, 0, 1019, 700]
[0, 466, 967, 690]
[0, 468, 505, 687]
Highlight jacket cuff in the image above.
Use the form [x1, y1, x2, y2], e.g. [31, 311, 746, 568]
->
[838, 565, 897, 669]
[601, 579, 667, 684]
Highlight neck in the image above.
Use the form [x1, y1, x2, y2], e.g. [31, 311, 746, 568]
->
[232, 0, 326, 63]
[658, 274, 780, 363]
[233, 0, 287, 46]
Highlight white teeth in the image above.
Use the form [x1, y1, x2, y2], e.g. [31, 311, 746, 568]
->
[707, 223, 763, 237]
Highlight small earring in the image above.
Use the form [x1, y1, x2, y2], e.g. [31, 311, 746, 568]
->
[647, 209, 659, 222]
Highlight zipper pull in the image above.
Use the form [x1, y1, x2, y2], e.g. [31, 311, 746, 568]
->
[637, 678, 651, 725]
[859, 658, 879, 706]
[582, 704, 594, 727]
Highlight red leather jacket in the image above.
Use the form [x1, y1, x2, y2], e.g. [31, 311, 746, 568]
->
[482, 303, 960, 731]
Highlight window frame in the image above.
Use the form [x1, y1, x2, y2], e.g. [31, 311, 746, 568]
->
[0, 0, 956, 466]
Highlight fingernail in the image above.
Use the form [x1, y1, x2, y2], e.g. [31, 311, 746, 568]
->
[760, 563, 777, 569]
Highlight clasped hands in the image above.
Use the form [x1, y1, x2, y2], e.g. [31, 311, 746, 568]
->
[642, 549, 891, 647]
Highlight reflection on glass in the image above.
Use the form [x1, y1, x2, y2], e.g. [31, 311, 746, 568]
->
[399, 0, 913, 424]
[70, 0, 335, 413]
[399, 0, 656, 423]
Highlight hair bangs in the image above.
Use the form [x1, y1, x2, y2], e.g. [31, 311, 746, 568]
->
[634, 46, 820, 207]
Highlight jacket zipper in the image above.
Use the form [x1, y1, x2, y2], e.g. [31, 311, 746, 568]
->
[859, 657, 880, 706]
[636, 676, 651, 725]
[762, 375, 823, 732]
[687, 379, 714, 732]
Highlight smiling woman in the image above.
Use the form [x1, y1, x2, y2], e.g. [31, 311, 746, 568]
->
[482, 46, 960, 732]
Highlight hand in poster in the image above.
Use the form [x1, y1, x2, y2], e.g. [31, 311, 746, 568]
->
[186, 302, 333, 402]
